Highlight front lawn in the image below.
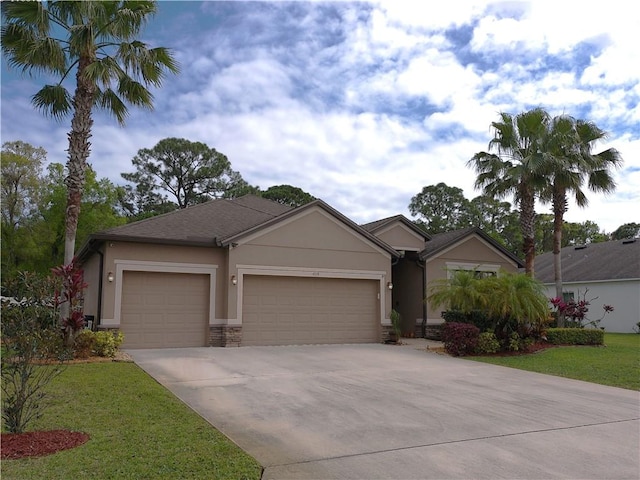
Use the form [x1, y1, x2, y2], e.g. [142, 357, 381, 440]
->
[2, 362, 262, 480]
[470, 333, 640, 390]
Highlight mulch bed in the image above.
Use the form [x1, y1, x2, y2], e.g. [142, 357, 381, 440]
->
[2, 353, 132, 460]
[1, 430, 90, 460]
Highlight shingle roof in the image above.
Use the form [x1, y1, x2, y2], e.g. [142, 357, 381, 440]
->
[535, 239, 640, 283]
[419, 227, 524, 267]
[80, 195, 398, 258]
[360, 215, 431, 240]
[90, 195, 292, 246]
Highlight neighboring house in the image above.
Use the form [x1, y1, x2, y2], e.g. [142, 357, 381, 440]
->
[535, 239, 640, 333]
[79, 195, 524, 348]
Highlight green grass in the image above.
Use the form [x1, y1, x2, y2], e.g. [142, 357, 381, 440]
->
[470, 333, 640, 390]
[2, 362, 262, 480]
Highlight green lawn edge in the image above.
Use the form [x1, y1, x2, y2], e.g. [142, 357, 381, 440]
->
[2, 362, 262, 480]
[469, 333, 640, 390]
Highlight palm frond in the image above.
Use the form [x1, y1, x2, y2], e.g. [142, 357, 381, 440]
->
[31, 85, 72, 120]
[95, 88, 129, 125]
[117, 76, 154, 109]
[1, 24, 67, 76]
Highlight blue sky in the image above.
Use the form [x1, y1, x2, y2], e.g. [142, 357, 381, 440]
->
[2, 0, 638, 232]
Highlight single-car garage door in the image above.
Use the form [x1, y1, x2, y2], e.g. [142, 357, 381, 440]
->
[242, 275, 379, 346]
[121, 271, 209, 348]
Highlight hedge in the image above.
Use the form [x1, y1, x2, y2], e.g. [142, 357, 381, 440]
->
[546, 328, 604, 345]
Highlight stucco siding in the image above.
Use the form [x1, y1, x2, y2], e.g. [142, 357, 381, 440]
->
[244, 208, 384, 254]
[543, 280, 640, 333]
[100, 242, 226, 324]
[374, 224, 426, 251]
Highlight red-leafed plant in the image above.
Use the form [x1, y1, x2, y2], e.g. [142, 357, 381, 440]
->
[442, 322, 480, 356]
[51, 258, 88, 345]
[550, 289, 614, 329]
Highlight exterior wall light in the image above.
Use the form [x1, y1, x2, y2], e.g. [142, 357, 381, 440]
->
[231, 275, 237, 286]
[107, 272, 114, 283]
[387, 282, 393, 290]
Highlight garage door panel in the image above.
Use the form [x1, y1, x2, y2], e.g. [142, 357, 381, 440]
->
[121, 271, 209, 349]
[242, 275, 378, 346]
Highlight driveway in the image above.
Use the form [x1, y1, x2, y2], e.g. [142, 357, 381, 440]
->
[130, 343, 640, 479]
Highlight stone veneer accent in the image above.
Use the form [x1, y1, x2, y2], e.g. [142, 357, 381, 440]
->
[209, 325, 242, 347]
[381, 324, 395, 343]
[423, 324, 443, 341]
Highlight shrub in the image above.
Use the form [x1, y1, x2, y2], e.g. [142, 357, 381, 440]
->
[442, 322, 479, 356]
[506, 332, 521, 351]
[442, 309, 494, 333]
[429, 270, 551, 339]
[1, 293, 69, 433]
[51, 259, 89, 345]
[550, 289, 614, 328]
[546, 328, 604, 345]
[74, 330, 97, 358]
[390, 309, 401, 339]
[475, 332, 500, 354]
[93, 331, 124, 357]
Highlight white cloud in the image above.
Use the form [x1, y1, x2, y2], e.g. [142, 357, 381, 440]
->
[2, 0, 638, 237]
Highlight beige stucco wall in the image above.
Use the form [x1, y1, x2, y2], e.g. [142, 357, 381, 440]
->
[227, 208, 393, 322]
[373, 223, 426, 251]
[98, 242, 227, 323]
[425, 235, 520, 323]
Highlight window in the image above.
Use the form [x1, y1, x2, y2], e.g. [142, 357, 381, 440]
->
[445, 262, 500, 279]
[562, 291, 575, 302]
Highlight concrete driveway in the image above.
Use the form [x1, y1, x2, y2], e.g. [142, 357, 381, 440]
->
[129, 343, 639, 479]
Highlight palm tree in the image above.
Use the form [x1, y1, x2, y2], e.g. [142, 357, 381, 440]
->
[540, 116, 622, 324]
[2, 1, 179, 265]
[427, 269, 486, 314]
[468, 108, 550, 275]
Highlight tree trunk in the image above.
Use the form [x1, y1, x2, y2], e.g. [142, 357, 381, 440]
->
[519, 184, 536, 276]
[61, 55, 94, 340]
[553, 188, 567, 327]
[63, 55, 94, 266]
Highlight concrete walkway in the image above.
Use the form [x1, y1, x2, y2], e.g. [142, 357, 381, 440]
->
[129, 344, 639, 479]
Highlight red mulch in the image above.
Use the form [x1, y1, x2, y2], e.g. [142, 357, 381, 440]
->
[1, 430, 90, 460]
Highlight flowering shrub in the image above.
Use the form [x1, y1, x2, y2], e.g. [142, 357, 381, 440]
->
[550, 290, 613, 329]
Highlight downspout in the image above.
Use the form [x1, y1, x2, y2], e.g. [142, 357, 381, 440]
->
[416, 258, 426, 338]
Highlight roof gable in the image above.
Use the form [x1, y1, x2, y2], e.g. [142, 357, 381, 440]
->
[535, 239, 640, 283]
[420, 227, 524, 267]
[223, 199, 399, 257]
[361, 215, 430, 241]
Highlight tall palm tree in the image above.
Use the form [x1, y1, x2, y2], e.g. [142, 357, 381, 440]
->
[541, 116, 622, 323]
[468, 108, 550, 275]
[2, 1, 179, 265]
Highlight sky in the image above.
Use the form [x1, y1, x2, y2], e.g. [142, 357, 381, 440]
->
[1, 0, 639, 233]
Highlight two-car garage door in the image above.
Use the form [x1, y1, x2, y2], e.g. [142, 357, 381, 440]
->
[242, 275, 379, 346]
